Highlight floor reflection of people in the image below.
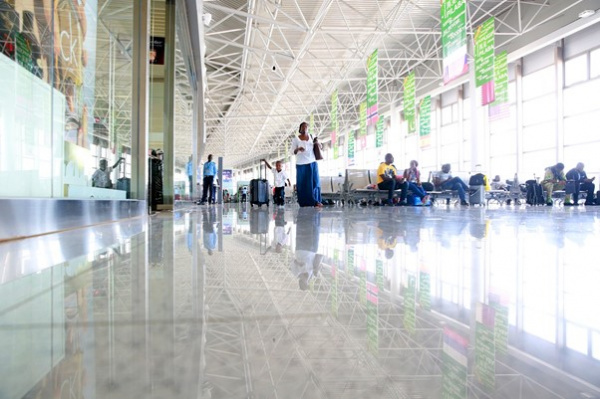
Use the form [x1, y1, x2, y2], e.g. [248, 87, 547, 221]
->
[202, 208, 217, 255]
[272, 209, 290, 253]
[292, 208, 323, 290]
[377, 220, 398, 259]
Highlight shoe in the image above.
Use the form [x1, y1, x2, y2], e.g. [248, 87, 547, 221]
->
[395, 201, 408, 207]
[505, 199, 512, 205]
[460, 201, 469, 206]
[563, 201, 575, 206]
[584, 202, 598, 206]
[546, 201, 553, 206]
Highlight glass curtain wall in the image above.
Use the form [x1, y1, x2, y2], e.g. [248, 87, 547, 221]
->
[0, 0, 134, 199]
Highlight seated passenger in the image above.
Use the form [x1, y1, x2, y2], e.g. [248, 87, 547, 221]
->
[491, 175, 508, 190]
[433, 163, 469, 206]
[565, 162, 596, 206]
[377, 153, 407, 206]
[403, 160, 430, 205]
[541, 163, 566, 206]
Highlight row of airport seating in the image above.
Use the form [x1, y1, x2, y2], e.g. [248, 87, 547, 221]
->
[317, 169, 526, 206]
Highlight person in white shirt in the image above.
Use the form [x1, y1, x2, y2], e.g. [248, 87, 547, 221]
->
[433, 163, 469, 206]
[262, 159, 291, 207]
[291, 122, 323, 207]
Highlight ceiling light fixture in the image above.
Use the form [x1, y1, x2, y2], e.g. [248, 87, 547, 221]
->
[578, 10, 595, 19]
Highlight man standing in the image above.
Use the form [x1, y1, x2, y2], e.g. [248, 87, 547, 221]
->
[198, 154, 217, 205]
[565, 162, 596, 206]
[541, 163, 566, 206]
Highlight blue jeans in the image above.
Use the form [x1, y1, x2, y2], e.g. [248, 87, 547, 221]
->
[441, 177, 468, 202]
[407, 182, 427, 198]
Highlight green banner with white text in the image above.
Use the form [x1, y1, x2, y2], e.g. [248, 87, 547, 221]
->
[331, 91, 338, 159]
[367, 49, 379, 126]
[404, 72, 416, 134]
[376, 118, 384, 148]
[441, 0, 468, 84]
[419, 95, 431, 148]
[475, 17, 495, 87]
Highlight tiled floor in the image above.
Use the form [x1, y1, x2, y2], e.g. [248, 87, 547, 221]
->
[2, 203, 600, 398]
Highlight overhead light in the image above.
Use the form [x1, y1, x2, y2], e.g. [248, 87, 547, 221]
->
[578, 10, 595, 18]
[203, 13, 212, 26]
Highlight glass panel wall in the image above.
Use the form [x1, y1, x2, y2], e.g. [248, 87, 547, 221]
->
[0, 0, 134, 198]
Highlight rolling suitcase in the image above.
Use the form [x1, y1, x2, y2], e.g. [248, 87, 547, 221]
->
[250, 164, 269, 208]
[469, 185, 485, 205]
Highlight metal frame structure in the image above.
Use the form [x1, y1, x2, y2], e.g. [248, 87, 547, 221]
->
[200, 0, 595, 168]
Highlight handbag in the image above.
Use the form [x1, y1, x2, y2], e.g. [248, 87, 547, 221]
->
[311, 135, 324, 161]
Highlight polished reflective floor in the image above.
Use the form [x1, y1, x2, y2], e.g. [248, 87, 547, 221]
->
[2, 203, 600, 398]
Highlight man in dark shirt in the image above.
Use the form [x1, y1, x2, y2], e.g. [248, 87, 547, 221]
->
[565, 162, 596, 206]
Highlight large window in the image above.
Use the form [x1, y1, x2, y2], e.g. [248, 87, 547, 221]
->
[0, 0, 134, 199]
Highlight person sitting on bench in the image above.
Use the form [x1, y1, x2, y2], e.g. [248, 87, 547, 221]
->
[377, 153, 407, 206]
[403, 160, 430, 205]
[433, 163, 469, 206]
[541, 162, 566, 206]
[565, 162, 596, 206]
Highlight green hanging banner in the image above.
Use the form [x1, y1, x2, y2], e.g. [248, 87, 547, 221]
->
[474, 17, 495, 87]
[441, 0, 468, 84]
[404, 72, 416, 134]
[331, 90, 338, 159]
[366, 49, 379, 126]
[492, 51, 508, 104]
[375, 118, 384, 148]
[419, 95, 431, 148]
[348, 130, 355, 166]
[359, 102, 367, 137]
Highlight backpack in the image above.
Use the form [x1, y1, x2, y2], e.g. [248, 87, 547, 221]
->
[469, 173, 485, 186]
[525, 180, 545, 205]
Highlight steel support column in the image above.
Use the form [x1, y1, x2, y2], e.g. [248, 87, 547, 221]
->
[132, 0, 151, 204]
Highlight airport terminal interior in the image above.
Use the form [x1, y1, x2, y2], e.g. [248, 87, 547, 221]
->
[2, 0, 600, 398]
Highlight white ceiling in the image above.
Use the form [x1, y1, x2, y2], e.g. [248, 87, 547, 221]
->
[201, 0, 600, 168]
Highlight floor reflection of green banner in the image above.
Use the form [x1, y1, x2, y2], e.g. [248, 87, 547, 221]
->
[376, 259, 384, 291]
[359, 261, 367, 306]
[403, 275, 416, 334]
[331, 250, 339, 317]
[442, 327, 468, 399]
[475, 303, 496, 390]
[366, 282, 379, 354]
[489, 294, 509, 354]
[418, 271, 431, 311]
[346, 248, 355, 277]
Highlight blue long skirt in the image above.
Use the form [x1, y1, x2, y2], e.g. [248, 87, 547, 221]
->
[296, 162, 322, 207]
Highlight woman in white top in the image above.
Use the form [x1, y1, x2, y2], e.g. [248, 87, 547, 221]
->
[291, 122, 323, 207]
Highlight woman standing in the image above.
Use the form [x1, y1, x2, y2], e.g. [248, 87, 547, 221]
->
[292, 122, 323, 207]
